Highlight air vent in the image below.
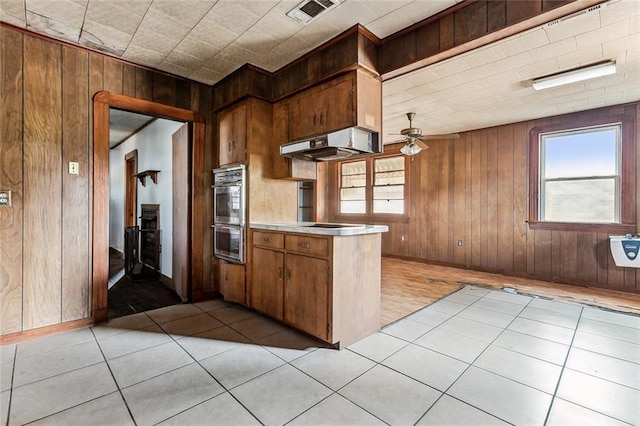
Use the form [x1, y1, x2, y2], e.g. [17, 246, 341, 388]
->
[287, 0, 340, 24]
[543, 2, 606, 28]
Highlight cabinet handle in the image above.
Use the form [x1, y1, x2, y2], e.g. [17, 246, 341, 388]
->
[286, 268, 291, 281]
[299, 242, 311, 249]
[277, 267, 282, 279]
[319, 112, 324, 127]
[228, 140, 233, 152]
[313, 114, 317, 129]
[263, 237, 272, 243]
[224, 270, 228, 281]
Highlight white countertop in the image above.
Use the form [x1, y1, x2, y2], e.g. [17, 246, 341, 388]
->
[250, 222, 388, 236]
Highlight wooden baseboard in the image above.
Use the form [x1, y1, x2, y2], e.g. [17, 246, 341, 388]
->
[0, 318, 94, 345]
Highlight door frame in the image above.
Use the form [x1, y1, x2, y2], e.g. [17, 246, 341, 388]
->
[92, 91, 206, 323]
[124, 149, 138, 228]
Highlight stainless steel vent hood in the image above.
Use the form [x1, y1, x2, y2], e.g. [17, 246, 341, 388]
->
[280, 127, 381, 161]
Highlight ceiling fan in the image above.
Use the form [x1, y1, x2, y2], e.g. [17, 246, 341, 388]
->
[391, 112, 459, 156]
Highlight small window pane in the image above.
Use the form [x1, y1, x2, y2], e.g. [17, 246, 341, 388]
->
[373, 156, 405, 214]
[340, 187, 365, 201]
[340, 200, 366, 214]
[543, 128, 617, 179]
[544, 178, 616, 223]
[342, 174, 366, 188]
[375, 156, 404, 172]
[374, 199, 404, 214]
[340, 161, 366, 214]
[373, 185, 404, 200]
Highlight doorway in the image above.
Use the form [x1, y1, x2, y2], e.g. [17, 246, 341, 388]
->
[92, 91, 206, 324]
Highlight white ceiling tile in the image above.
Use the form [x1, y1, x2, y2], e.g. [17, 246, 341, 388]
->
[575, 20, 630, 50]
[162, 50, 204, 69]
[516, 58, 559, 80]
[500, 28, 548, 56]
[461, 45, 507, 68]
[366, 7, 417, 38]
[84, 0, 149, 35]
[122, 44, 166, 67]
[492, 52, 534, 72]
[157, 61, 192, 77]
[190, 67, 225, 83]
[26, 10, 81, 42]
[555, 44, 603, 69]
[0, 0, 26, 27]
[79, 20, 132, 55]
[600, 0, 640, 27]
[174, 38, 222, 61]
[205, 1, 261, 36]
[530, 37, 577, 63]
[235, 26, 282, 55]
[151, 0, 217, 27]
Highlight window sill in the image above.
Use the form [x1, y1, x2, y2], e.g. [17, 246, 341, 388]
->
[527, 221, 636, 233]
[332, 214, 409, 224]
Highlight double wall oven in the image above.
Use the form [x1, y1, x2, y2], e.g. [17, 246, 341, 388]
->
[212, 164, 246, 263]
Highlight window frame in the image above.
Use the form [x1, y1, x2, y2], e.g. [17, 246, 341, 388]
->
[528, 113, 635, 233]
[333, 148, 409, 223]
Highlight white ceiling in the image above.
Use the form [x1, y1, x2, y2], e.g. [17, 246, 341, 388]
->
[2, 0, 638, 141]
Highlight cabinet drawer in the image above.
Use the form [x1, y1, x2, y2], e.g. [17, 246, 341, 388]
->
[253, 231, 284, 249]
[286, 235, 329, 257]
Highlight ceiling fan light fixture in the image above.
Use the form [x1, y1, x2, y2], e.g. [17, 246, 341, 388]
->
[532, 61, 616, 90]
[401, 141, 422, 156]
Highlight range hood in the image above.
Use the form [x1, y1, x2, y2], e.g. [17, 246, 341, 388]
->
[280, 127, 381, 161]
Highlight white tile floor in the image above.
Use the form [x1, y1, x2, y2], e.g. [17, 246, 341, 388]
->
[1, 285, 639, 426]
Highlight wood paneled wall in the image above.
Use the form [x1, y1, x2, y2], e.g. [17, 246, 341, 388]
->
[0, 26, 214, 336]
[331, 104, 639, 293]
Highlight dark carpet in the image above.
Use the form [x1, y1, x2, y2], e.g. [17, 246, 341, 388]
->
[108, 274, 182, 319]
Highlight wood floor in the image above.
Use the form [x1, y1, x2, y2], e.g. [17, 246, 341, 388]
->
[380, 257, 640, 326]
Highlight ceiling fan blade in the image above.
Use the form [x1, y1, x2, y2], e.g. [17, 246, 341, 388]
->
[423, 133, 460, 140]
[415, 140, 429, 150]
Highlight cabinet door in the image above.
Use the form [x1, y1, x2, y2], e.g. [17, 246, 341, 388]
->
[321, 77, 354, 133]
[218, 103, 247, 166]
[219, 261, 245, 304]
[289, 90, 319, 141]
[250, 247, 284, 320]
[284, 254, 329, 340]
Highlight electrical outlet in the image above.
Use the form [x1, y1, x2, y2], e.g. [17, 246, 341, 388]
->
[0, 190, 11, 207]
[68, 162, 79, 175]
[457, 239, 463, 246]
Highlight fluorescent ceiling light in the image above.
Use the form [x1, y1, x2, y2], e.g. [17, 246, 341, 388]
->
[532, 61, 616, 90]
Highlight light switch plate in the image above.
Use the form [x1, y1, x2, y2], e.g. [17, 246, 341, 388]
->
[69, 161, 79, 175]
[0, 190, 11, 207]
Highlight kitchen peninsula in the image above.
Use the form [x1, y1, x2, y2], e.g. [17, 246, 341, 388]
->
[249, 222, 388, 348]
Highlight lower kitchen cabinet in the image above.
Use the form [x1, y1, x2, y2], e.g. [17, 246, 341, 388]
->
[218, 260, 245, 304]
[249, 229, 381, 348]
[284, 254, 329, 341]
[250, 247, 284, 320]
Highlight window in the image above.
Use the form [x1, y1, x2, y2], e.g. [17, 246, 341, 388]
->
[539, 124, 620, 223]
[340, 161, 366, 214]
[373, 156, 405, 214]
[338, 155, 406, 216]
[529, 112, 635, 232]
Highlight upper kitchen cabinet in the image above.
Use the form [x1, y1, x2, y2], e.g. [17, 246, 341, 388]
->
[271, 101, 318, 181]
[288, 69, 382, 142]
[217, 102, 248, 166]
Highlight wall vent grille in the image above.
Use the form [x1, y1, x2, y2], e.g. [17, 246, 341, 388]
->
[543, 2, 606, 28]
[287, 0, 340, 24]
